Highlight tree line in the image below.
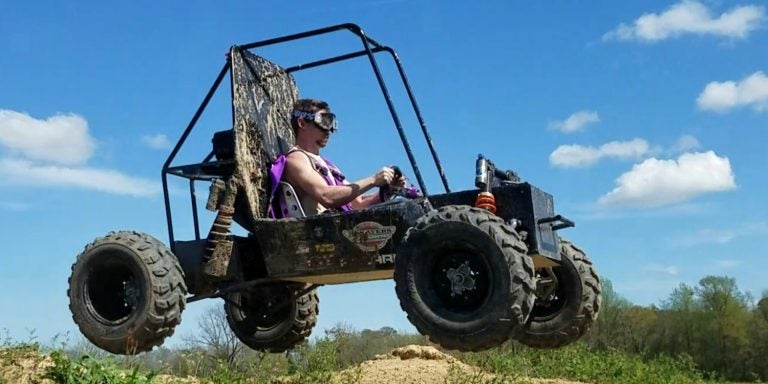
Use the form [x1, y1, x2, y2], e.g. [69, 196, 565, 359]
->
[583, 276, 768, 382]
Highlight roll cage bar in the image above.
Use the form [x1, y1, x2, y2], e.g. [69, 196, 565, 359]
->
[161, 23, 450, 248]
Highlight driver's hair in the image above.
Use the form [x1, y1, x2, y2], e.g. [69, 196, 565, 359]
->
[291, 99, 331, 134]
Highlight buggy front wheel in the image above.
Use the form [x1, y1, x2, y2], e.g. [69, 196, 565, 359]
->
[394, 205, 536, 351]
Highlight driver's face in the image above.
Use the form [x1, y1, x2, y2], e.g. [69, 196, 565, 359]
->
[312, 109, 331, 147]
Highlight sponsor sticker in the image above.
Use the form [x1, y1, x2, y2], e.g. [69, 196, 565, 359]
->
[296, 241, 310, 254]
[342, 221, 397, 252]
[375, 254, 396, 264]
[315, 243, 335, 253]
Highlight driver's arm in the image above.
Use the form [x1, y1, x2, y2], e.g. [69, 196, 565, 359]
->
[348, 173, 407, 209]
[349, 193, 381, 210]
[284, 152, 390, 209]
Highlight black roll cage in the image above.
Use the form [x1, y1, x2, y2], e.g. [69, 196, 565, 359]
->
[161, 23, 450, 249]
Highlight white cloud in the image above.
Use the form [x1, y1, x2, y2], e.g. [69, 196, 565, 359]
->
[697, 71, 768, 112]
[550, 138, 649, 168]
[671, 135, 701, 153]
[141, 133, 171, 150]
[645, 264, 680, 276]
[0, 109, 158, 198]
[549, 110, 600, 133]
[671, 228, 735, 247]
[715, 259, 742, 268]
[598, 151, 735, 208]
[0, 109, 95, 165]
[677, 222, 768, 247]
[0, 201, 29, 212]
[0, 158, 158, 197]
[604, 1, 765, 42]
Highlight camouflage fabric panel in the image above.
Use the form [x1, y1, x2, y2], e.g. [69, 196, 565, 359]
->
[231, 48, 298, 223]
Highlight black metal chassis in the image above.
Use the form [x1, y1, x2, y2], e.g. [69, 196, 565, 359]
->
[430, 182, 572, 260]
[162, 24, 573, 302]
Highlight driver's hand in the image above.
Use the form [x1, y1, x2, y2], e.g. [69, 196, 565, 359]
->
[373, 167, 395, 186]
[393, 175, 406, 188]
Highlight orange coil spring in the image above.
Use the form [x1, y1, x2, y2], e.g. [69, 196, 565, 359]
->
[475, 192, 497, 214]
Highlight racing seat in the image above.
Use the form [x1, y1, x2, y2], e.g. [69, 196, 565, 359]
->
[277, 181, 306, 218]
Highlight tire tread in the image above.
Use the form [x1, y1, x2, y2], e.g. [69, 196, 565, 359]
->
[515, 239, 602, 348]
[68, 231, 187, 354]
[395, 205, 536, 351]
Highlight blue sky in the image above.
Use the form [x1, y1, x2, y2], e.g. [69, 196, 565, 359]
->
[1, 1, 767, 347]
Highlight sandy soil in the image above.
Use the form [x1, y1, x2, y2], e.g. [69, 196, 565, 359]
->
[0, 349, 54, 384]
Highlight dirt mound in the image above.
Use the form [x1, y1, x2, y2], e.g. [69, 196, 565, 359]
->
[341, 345, 470, 384]
[0, 348, 54, 384]
[389, 344, 459, 362]
[335, 345, 586, 384]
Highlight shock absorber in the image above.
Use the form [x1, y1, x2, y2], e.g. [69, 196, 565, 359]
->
[474, 154, 497, 214]
[475, 191, 497, 214]
[203, 178, 237, 280]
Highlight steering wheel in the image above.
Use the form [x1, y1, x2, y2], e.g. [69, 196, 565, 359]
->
[379, 166, 420, 202]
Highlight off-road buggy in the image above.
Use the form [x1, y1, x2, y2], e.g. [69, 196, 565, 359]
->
[68, 24, 602, 355]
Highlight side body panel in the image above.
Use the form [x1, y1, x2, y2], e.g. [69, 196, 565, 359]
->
[253, 199, 430, 283]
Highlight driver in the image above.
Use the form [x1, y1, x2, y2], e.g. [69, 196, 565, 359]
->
[282, 99, 406, 216]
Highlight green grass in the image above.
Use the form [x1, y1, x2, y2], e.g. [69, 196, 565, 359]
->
[455, 343, 710, 384]
[43, 351, 158, 384]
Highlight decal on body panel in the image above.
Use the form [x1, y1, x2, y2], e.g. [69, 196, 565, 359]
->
[342, 221, 397, 252]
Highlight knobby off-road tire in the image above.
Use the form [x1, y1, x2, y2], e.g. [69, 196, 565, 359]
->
[225, 284, 318, 352]
[516, 239, 601, 348]
[68, 231, 187, 354]
[394, 205, 536, 351]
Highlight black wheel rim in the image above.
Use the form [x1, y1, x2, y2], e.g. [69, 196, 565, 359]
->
[428, 247, 492, 314]
[236, 286, 293, 333]
[85, 251, 143, 325]
[532, 267, 568, 320]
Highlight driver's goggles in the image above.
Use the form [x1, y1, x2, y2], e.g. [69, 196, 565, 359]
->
[292, 110, 338, 133]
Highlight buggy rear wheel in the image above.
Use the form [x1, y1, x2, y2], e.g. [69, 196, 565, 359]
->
[225, 284, 318, 352]
[515, 239, 601, 348]
[394, 205, 536, 351]
[68, 231, 187, 354]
